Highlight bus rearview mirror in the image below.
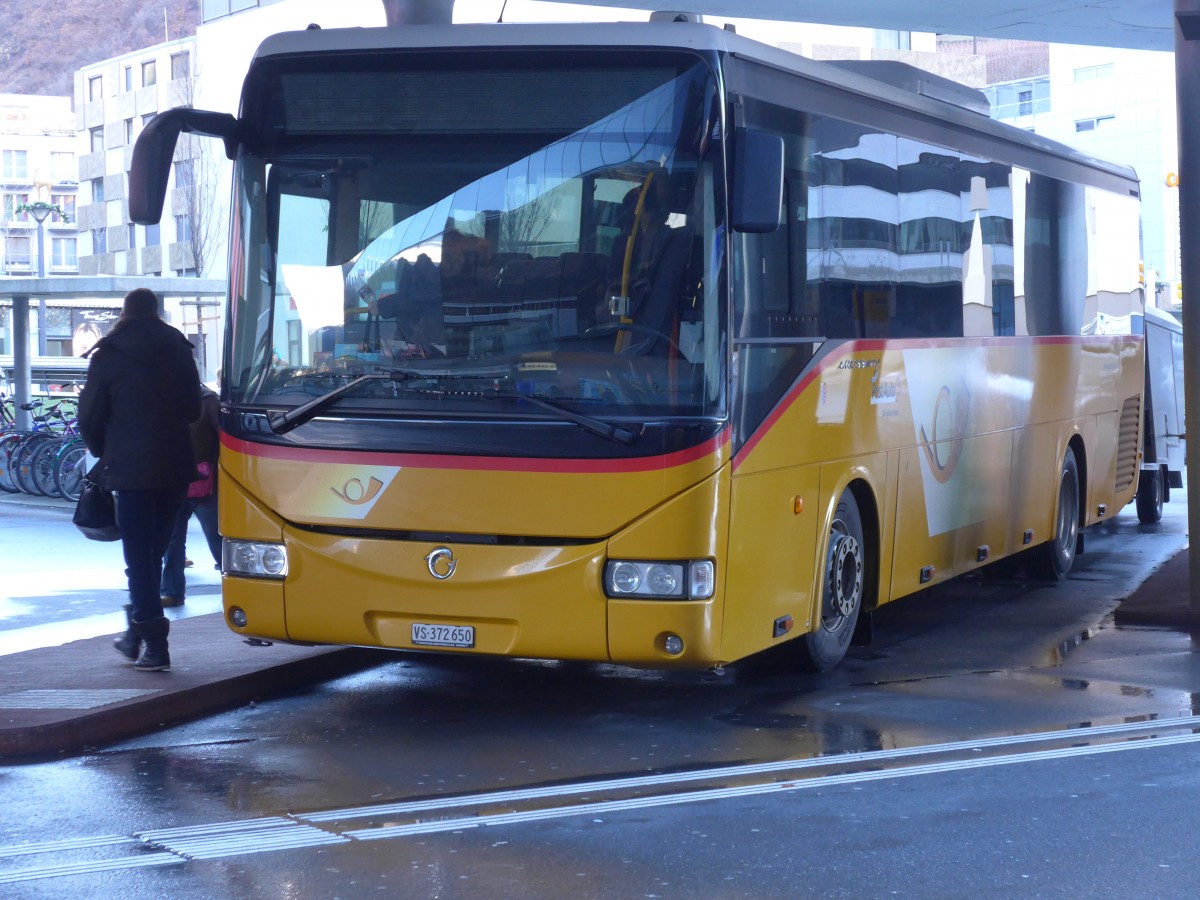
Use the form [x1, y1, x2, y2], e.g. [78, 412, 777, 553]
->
[731, 127, 784, 233]
[129, 108, 240, 225]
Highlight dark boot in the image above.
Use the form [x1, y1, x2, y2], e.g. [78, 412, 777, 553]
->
[133, 616, 171, 672]
[113, 604, 139, 662]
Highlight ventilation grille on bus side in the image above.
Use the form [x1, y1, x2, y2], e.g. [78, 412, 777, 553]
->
[1115, 394, 1141, 494]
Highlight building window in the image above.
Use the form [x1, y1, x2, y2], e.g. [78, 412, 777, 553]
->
[173, 159, 195, 195]
[51, 237, 78, 269]
[3, 193, 30, 223]
[171, 52, 190, 81]
[5, 236, 31, 269]
[49, 194, 75, 223]
[92, 228, 107, 254]
[175, 214, 193, 243]
[1075, 114, 1116, 132]
[202, 0, 232, 20]
[2, 150, 28, 180]
[287, 318, 302, 362]
[124, 118, 134, 144]
[128, 223, 137, 249]
[141, 113, 157, 129]
[91, 178, 105, 204]
[88, 75, 103, 101]
[1074, 63, 1115, 82]
[51, 152, 74, 183]
[985, 78, 1050, 120]
[90, 127, 104, 153]
[124, 65, 133, 92]
[146, 222, 160, 246]
[142, 60, 157, 88]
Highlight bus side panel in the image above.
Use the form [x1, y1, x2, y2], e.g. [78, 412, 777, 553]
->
[1089, 410, 1119, 521]
[890, 447, 956, 599]
[951, 431, 1015, 573]
[1079, 337, 1144, 520]
[1007, 422, 1060, 553]
[720, 462, 822, 663]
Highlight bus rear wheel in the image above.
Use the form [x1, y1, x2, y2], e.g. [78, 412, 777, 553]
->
[796, 488, 865, 672]
[1030, 446, 1080, 581]
[1135, 467, 1164, 524]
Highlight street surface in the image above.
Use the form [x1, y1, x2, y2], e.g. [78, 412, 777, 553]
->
[0, 487, 1197, 897]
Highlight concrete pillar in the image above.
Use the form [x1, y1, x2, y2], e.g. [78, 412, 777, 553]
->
[1175, 0, 1200, 622]
[381, 0, 454, 26]
[11, 295, 32, 431]
[37, 298, 47, 356]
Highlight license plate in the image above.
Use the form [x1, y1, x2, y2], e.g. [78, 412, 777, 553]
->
[411, 623, 475, 648]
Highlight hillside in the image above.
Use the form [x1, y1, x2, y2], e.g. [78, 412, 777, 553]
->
[0, 0, 198, 98]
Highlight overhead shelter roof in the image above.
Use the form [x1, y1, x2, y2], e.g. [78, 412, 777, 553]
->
[575, 1, 1176, 51]
[0, 276, 226, 300]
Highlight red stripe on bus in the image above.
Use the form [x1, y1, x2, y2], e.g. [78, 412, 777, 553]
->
[221, 429, 731, 474]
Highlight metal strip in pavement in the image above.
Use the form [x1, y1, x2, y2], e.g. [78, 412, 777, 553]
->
[299, 713, 1200, 823]
[345, 729, 1200, 841]
[138, 817, 349, 860]
[0, 853, 183, 885]
[0, 834, 132, 859]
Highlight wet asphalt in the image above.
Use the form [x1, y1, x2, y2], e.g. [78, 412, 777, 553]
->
[0, 486, 1197, 896]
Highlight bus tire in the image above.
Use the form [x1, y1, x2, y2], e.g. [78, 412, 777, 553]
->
[1135, 467, 1164, 524]
[796, 488, 865, 672]
[1030, 446, 1080, 581]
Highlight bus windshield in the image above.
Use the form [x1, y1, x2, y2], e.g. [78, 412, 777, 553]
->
[226, 53, 725, 429]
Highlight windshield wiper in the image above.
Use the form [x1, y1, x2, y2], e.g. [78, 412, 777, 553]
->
[267, 369, 642, 447]
[499, 391, 643, 447]
[268, 371, 420, 435]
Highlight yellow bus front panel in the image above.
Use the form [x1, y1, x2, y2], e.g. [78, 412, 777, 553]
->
[219, 439, 734, 666]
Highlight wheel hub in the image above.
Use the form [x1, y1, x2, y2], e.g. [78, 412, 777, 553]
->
[826, 531, 864, 619]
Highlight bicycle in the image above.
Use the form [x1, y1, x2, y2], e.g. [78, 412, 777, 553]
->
[51, 436, 89, 501]
[7, 402, 77, 496]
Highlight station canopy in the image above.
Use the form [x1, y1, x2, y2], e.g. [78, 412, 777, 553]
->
[577, 1, 1177, 51]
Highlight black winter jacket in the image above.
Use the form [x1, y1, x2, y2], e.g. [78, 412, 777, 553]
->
[78, 317, 202, 491]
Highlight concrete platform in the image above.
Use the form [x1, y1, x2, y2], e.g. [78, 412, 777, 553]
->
[0, 612, 390, 759]
[1113, 544, 1197, 630]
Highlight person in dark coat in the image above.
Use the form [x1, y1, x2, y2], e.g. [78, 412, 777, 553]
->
[78, 287, 201, 672]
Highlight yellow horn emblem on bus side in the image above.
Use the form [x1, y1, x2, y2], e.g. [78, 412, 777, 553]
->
[917, 384, 970, 484]
[331, 476, 385, 505]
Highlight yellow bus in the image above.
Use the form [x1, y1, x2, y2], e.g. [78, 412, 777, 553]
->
[130, 20, 1144, 671]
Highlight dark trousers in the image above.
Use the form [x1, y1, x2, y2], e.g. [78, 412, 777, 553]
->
[161, 491, 221, 601]
[115, 486, 187, 622]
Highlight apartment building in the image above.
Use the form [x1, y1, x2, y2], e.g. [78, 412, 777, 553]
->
[960, 38, 1181, 311]
[0, 94, 79, 279]
[74, 37, 199, 279]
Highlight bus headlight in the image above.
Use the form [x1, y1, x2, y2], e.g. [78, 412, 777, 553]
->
[223, 539, 289, 579]
[604, 560, 714, 600]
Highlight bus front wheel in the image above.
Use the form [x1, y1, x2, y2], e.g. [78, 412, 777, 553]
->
[796, 488, 865, 672]
[1030, 447, 1080, 581]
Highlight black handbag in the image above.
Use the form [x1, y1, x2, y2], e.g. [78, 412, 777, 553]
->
[73, 465, 121, 542]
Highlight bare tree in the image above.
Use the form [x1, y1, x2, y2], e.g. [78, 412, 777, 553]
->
[175, 67, 225, 277]
[499, 188, 557, 254]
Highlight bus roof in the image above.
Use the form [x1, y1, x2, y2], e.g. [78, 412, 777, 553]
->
[248, 21, 1139, 190]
